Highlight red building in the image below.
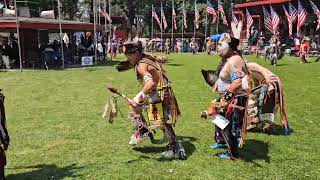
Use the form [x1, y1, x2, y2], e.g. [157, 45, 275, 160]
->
[0, 16, 127, 67]
[233, 0, 320, 38]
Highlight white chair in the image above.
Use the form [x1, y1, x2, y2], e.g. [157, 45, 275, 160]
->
[40, 10, 55, 19]
[3, 8, 15, 17]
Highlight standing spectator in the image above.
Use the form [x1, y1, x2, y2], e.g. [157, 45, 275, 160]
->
[0, 41, 10, 69]
[294, 36, 300, 52]
[206, 38, 212, 55]
[118, 39, 123, 54]
[300, 37, 310, 63]
[96, 40, 104, 62]
[256, 36, 264, 58]
[177, 39, 181, 53]
[111, 40, 118, 59]
[165, 39, 170, 54]
[189, 39, 196, 55]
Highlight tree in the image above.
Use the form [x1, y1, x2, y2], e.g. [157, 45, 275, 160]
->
[58, 0, 250, 37]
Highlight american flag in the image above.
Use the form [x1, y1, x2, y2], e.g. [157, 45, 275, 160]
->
[283, 5, 292, 37]
[246, 8, 253, 39]
[98, 7, 112, 22]
[283, 4, 297, 37]
[183, 8, 187, 29]
[289, 3, 298, 21]
[309, 0, 320, 30]
[161, 5, 168, 30]
[232, 11, 238, 25]
[172, 6, 177, 30]
[206, 2, 217, 23]
[297, 0, 307, 37]
[270, 5, 280, 34]
[195, 3, 200, 29]
[152, 6, 162, 30]
[262, 6, 273, 33]
[218, 4, 228, 25]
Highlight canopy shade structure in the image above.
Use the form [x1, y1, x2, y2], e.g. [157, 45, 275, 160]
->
[210, 34, 222, 41]
[0, 17, 105, 31]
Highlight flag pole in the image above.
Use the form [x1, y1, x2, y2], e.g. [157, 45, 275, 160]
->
[193, 0, 196, 41]
[104, 0, 107, 60]
[205, 0, 208, 49]
[57, 0, 64, 69]
[171, 0, 174, 52]
[151, 4, 154, 40]
[216, 0, 220, 52]
[14, 0, 22, 71]
[108, 0, 112, 60]
[161, 2, 163, 53]
[93, 0, 97, 64]
[98, 0, 100, 26]
[104, 0, 107, 32]
[216, 0, 220, 34]
[182, 0, 185, 53]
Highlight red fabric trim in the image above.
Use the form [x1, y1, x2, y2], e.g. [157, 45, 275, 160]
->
[234, 0, 291, 9]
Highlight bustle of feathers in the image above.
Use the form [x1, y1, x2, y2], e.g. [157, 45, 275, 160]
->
[201, 69, 219, 87]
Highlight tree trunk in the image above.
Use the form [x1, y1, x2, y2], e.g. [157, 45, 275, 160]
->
[127, 0, 136, 40]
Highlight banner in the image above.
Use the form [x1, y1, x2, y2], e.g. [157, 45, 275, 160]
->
[81, 56, 93, 66]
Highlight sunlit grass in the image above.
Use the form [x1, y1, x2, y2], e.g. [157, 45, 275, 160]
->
[1, 53, 319, 179]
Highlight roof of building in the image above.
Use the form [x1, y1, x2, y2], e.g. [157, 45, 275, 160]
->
[0, 17, 105, 31]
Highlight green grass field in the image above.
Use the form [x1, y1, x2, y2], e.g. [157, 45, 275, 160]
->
[1, 53, 320, 179]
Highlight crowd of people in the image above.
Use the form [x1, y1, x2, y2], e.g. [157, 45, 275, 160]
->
[247, 26, 320, 64]
[146, 38, 202, 54]
[0, 33, 125, 69]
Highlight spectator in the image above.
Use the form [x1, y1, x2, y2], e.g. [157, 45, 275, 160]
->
[299, 37, 310, 63]
[96, 40, 104, 61]
[256, 36, 264, 58]
[206, 38, 212, 55]
[294, 36, 300, 52]
[189, 39, 197, 55]
[310, 40, 317, 51]
[177, 39, 181, 53]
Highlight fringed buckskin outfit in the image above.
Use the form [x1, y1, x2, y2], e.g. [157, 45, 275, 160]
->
[116, 41, 186, 160]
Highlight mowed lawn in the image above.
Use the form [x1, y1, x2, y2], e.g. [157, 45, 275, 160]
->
[1, 53, 320, 179]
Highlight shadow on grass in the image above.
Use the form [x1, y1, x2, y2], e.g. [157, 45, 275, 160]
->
[248, 124, 293, 136]
[240, 139, 270, 164]
[273, 64, 288, 66]
[166, 63, 184, 67]
[7, 164, 82, 180]
[131, 136, 197, 161]
[164, 59, 184, 67]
